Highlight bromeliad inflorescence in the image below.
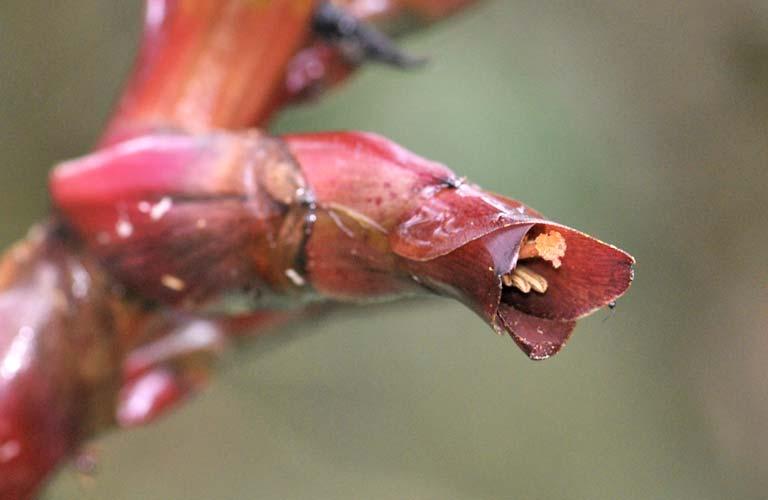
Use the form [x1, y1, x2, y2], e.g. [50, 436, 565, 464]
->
[51, 130, 634, 361]
[0, 1, 633, 497]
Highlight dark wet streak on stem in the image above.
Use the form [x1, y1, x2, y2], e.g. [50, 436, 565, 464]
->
[294, 189, 317, 286]
[312, 1, 427, 69]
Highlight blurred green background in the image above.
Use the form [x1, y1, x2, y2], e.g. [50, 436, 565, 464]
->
[2, 1, 768, 498]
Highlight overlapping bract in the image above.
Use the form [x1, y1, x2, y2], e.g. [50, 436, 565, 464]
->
[52, 130, 634, 360]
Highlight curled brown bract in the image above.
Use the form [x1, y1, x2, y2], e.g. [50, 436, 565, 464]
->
[392, 185, 634, 358]
[53, 131, 634, 361]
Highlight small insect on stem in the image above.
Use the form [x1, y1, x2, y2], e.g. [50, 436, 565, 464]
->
[601, 300, 619, 323]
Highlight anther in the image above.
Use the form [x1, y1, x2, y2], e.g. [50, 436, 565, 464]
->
[513, 266, 548, 293]
[502, 265, 548, 294]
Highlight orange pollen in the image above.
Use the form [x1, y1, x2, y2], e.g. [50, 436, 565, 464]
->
[502, 230, 567, 294]
[518, 230, 566, 268]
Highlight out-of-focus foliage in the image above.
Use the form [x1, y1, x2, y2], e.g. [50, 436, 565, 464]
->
[1, 1, 767, 499]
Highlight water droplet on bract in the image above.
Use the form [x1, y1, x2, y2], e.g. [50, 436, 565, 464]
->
[70, 261, 91, 299]
[96, 232, 111, 245]
[0, 440, 21, 463]
[284, 268, 306, 287]
[150, 197, 173, 220]
[161, 274, 186, 292]
[116, 218, 133, 238]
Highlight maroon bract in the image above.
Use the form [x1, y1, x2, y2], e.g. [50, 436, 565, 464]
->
[52, 130, 634, 360]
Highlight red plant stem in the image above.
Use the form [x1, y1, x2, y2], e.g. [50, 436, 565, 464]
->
[102, 0, 482, 144]
[101, 0, 315, 145]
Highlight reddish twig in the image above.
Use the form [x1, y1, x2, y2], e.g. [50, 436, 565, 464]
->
[0, 1, 632, 497]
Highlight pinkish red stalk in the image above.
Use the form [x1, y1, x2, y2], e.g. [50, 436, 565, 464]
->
[101, 0, 315, 145]
[102, 0, 481, 142]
